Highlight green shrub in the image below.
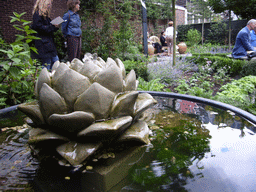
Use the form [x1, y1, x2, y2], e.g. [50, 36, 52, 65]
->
[0, 12, 40, 108]
[215, 76, 256, 113]
[241, 59, 256, 76]
[123, 59, 148, 81]
[185, 55, 246, 76]
[186, 29, 201, 47]
[137, 77, 165, 91]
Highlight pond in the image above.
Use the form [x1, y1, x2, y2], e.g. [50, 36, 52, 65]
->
[0, 93, 255, 192]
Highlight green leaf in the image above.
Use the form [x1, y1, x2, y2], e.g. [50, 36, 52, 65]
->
[13, 12, 20, 18]
[23, 21, 32, 26]
[2, 63, 10, 70]
[9, 67, 20, 78]
[0, 90, 7, 95]
[0, 49, 8, 53]
[26, 39, 32, 44]
[10, 16, 19, 23]
[22, 81, 29, 88]
[20, 12, 26, 17]
[15, 35, 25, 42]
[13, 25, 23, 31]
[30, 47, 38, 54]
[11, 58, 21, 63]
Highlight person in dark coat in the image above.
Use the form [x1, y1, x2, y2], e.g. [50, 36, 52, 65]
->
[32, 0, 59, 70]
[62, 0, 82, 62]
[160, 32, 167, 46]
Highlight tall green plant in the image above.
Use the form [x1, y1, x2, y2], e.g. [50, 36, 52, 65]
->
[186, 29, 201, 47]
[0, 12, 40, 108]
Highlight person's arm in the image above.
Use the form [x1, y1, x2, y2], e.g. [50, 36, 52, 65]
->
[61, 13, 69, 38]
[240, 31, 256, 51]
[33, 12, 58, 34]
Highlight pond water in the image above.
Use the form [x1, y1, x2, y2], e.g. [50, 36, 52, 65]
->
[0, 96, 255, 192]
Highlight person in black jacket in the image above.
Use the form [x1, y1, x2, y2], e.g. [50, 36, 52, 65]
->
[160, 32, 167, 47]
[32, 0, 59, 70]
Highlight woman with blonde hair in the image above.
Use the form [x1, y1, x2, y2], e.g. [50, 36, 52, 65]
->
[32, 0, 59, 70]
[62, 0, 82, 62]
[165, 21, 176, 56]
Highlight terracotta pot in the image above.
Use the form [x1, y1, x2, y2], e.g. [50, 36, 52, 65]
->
[148, 43, 155, 55]
[178, 42, 187, 54]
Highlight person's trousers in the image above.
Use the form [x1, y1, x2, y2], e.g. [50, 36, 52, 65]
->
[67, 35, 82, 62]
[41, 55, 59, 70]
[166, 35, 173, 55]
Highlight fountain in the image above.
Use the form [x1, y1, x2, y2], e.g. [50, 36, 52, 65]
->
[16, 53, 157, 191]
[1, 53, 256, 191]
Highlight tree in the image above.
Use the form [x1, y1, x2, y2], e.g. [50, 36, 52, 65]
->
[146, 0, 173, 32]
[187, 0, 212, 45]
[232, 0, 256, 20]
[208, 0, 235, 48]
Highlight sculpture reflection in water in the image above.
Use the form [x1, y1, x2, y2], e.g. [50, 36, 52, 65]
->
[18, 53, 157, 168]
[131, 109, 211, 191]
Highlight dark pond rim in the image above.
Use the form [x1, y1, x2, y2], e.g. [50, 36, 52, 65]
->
[139, 91, 256, 125]
[1, 92, 256, 125]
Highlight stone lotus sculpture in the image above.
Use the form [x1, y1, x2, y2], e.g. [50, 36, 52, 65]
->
[18, 53, 157, 167]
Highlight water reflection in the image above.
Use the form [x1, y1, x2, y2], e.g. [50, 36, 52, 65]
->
[130, 110, 211, 191]
[127, 97, 256, 192]
[0, 126, 39, 191]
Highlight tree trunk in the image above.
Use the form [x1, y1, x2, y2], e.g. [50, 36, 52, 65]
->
[228, 9, 232, 49]
[172, 0, 176, 66]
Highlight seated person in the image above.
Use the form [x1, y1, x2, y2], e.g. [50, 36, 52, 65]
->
[160, 32, 167, 46]
[149, 35, 162, 54]
[251, 30, 256, 48]
[232, 19, 256, 59]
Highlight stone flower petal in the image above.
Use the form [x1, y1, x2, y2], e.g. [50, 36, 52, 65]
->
[56, 141, 101, 166]
[70, 58, 84, 72]
[133, 93, 157, 121]
[35, 67, 51, 98]
[78, 59, 102, 82]
[48, 111, 95, 134]
[93, 59, 103, 68]
[52, 60, 60, 71]
[39, 83, 67, 123]
[77, 116, 133, 141]
[117, 120, 150, 145]
[115, 58, 126, 79]
[28, 128, 69, 145]
[51, 62, 69, 85]
[18, 101, 45, 126]
[111, 91, 138, 118]
[53, 69, 91, 112]
[106, 57, 116, 67]
[94, 62, 123, 93]
[97, 57, 106, 68]
[74, 82, 115, 120]
[124, 70, 137, 91]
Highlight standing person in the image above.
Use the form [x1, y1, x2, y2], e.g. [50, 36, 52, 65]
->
[32, 0, 59, 70]
[165, 21, 175, 56]
[232, 19, 256, 59]
[62, 0, 82, 62]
